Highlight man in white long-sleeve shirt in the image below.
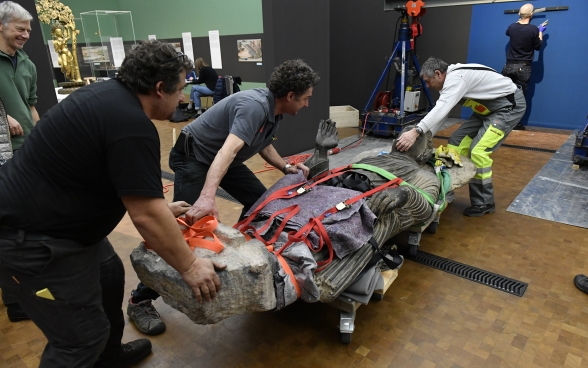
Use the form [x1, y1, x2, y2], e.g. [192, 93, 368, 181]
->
[396, 57, 526, 217]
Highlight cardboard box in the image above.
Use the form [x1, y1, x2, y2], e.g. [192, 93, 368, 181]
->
[329, 105, 359, 128]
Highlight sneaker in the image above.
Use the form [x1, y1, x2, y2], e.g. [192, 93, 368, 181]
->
[574, 274, 588, 295]
[114, 338, 152, 368]
[463, 203, 495, 217]
[513, 124, 526, 131]
[127, 299, 166, 335]
[6, 303, 30, 322]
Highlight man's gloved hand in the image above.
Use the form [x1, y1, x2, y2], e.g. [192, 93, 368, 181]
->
[435, 157, 452, 168]
[538, 24, 547, 33]
[435, 145, 462, 167]
[435, 145, 446, 159]
[446, 147, 463, 167]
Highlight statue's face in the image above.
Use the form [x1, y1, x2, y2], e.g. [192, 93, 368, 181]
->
[0, 20, 31, 54]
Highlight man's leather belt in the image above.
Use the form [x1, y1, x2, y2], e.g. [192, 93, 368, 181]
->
[0, 228, 54, 241]
[174, 131, 193, 156]
[506, 61, 530, 66]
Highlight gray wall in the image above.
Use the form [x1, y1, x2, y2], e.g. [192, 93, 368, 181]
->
[330, 2, 472, 118]
[19, 0, 58, 116]
[262, 0, 330, 157]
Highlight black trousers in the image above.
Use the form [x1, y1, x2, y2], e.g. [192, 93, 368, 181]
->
[169, 147, 267, 219]
[0, 233, 125, 367]
[502, 63, 531, 96]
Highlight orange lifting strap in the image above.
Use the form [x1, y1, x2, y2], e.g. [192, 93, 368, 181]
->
[145, 215, 225, 254]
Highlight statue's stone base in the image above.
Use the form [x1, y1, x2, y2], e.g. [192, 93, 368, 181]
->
[130, 224, 277, 325]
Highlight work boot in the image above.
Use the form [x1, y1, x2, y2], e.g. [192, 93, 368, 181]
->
[6, 303, 30, 322]
[114, 338, 152, 368]
[127, 299, 166, 335]
[463, 203, 495, 217]
[574, 274, 588, 295]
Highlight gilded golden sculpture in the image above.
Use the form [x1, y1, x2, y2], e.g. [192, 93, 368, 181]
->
[36, 0, 81, 82]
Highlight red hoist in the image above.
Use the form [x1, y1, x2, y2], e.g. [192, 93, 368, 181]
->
[407, 0, 425, 50]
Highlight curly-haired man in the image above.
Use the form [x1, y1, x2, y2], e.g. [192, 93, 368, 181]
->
[0, 40, 226, 367]
[126, 59, 319, 333]
[177, 58, 319, 222]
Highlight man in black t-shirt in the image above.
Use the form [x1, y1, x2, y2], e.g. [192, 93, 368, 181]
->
[0, 41, 225, 367]
[502, 3, 545, 130]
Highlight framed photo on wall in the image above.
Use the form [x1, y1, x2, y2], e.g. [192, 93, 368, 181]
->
[237, 39, 262, 62]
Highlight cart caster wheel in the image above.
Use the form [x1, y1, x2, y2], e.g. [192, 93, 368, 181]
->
[341, 333, 352, 344]
[408, 243, 418, 257]
[426, 221, 438, 234]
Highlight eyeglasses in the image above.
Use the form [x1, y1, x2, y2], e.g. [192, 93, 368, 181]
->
[160, 51, 186, 65]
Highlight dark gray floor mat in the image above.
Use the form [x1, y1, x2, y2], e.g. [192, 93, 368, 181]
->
[507, 133, 588, 228]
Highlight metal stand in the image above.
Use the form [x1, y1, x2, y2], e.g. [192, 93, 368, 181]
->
[361, 10, 433, 137]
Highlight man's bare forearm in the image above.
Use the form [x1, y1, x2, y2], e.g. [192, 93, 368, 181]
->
[30, 106, 40, 123]
[259, 144, 287, 170]
[200, 134, 244, 199]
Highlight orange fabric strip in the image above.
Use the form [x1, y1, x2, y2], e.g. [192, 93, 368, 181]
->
[276, 254, 302, 298]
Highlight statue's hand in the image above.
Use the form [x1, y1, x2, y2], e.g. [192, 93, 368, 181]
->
[316, 119, 338, 150]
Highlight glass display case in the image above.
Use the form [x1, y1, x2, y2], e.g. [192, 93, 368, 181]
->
[80, 11, 136, 78]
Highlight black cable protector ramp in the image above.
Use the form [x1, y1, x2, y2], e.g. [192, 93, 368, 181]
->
[411, 251, 528, 297]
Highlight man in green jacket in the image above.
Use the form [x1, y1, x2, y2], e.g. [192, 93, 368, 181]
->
[0, 1, 39, 153]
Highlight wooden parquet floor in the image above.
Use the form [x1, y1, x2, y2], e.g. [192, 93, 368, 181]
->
[2, 121, 588, 368]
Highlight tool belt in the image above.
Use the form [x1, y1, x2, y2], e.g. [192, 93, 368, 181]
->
[174, 131, 194, 157]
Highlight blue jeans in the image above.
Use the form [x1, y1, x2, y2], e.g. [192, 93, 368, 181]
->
[190, 85, 214, 108]
[0, 233, 125, 367]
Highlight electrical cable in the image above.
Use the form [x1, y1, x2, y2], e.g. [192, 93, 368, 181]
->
[253, 153, 313, 174]
[163, 183, 174, 193]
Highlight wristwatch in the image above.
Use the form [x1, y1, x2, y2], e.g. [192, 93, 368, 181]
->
[282, 163, 292, 174]
[415, 126, 424, 136]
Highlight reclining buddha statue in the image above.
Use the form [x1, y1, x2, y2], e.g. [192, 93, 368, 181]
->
[131, 119, 475, 324]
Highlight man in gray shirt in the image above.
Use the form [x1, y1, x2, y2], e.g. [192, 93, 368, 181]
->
[126, 59, 320, 336]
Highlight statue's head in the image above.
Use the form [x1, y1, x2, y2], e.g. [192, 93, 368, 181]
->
[53, 27, 62, 36]
[392, 125, 434, 165]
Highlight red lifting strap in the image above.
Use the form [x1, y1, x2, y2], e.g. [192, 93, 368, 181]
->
[232, 174, 404, 298]
[274, 177, 404, 272]
[233, 164, 355, 233]
[236, 171, 403, 269]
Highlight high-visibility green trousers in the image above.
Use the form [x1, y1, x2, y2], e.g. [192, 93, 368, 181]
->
[448, 89, 526, 206]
